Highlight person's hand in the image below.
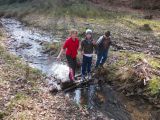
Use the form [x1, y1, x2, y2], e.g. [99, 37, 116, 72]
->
[81, 51, 84, 57]
[56, 56, 61, 61]
[92, 40, 96, 45]
[93, 59, 96, 65]
[80, 52, 84, 60]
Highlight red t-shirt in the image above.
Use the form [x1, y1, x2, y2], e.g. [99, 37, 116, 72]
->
[63, 37, 79, 58]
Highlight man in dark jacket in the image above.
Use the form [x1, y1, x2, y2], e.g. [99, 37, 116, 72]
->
[95, 31, 111, 68]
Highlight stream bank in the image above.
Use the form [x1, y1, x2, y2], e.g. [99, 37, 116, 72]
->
[1, 17, 160, 120]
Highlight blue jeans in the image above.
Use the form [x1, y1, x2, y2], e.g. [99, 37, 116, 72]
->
[96, 50, 108, 68]
[82, 55, 92, 76]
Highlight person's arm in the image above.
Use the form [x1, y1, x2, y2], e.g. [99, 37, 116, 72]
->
[80, 40, 84, 56]
[92, 39, 96, 46]
[92, 39, 97, 50]
[77, 39, 80, 50]
[57, 48, 65, 61]
[96, 36, 103, 46]
[57, 40, 68, 61]
[92, 40, 97, 65]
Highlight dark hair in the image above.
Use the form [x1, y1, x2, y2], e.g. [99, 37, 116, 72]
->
[105, 31, 111, 37]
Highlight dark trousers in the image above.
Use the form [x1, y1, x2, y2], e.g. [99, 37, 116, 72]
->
[82, 55, 92, 76]
[66, 55, 76, 81]
[96, 50, 108, 68]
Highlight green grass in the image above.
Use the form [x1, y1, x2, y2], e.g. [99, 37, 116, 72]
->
[0, 2, 35, 18]
[122, 16, 160, 31]
[0, 0, 113, 18]
[0, 0, 160, 34]
[149, 76, 160, 95]
[111, 51, 160, 69]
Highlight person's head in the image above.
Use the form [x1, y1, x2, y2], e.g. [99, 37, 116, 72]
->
[104, 31, 111, 38]
[69, 29, 78, 39]
[85, 29, 92, 40]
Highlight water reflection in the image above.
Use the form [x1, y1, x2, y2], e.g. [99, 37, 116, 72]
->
[69, 83, 131, 120]
[74, 85, 96, 109]
[72, 84, 105, 108]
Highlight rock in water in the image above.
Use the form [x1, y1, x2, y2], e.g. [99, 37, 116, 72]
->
[16, 43, 32, 50]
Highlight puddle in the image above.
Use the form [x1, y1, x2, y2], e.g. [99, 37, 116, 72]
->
[1, 18, 132, 120]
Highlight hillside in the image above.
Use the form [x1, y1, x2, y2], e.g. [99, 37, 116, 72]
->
[91, 0, 160, 9]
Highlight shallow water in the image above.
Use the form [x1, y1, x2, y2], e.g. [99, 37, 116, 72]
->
[1, 18, 132, 120]
[67, 84, 132, 120]
[1, 18, 69, 81]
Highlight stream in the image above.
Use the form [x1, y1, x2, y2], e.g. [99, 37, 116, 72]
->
[1, 18, 132, 120]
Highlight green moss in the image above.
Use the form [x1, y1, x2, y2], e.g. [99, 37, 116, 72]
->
[148, 58, 160, 69]
[0, 111, 5, 119]
[149, 76, 160, 95]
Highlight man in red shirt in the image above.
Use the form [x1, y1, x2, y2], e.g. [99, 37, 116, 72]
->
[57, 29, 79, 81]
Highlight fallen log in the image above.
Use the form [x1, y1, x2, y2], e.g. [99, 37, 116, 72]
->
[63, 79, 93, 92]
[49, 78, 97, 94]
[62, 77, 94, 90]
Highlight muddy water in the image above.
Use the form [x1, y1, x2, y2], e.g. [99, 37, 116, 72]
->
[1, 18, 132, 120]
